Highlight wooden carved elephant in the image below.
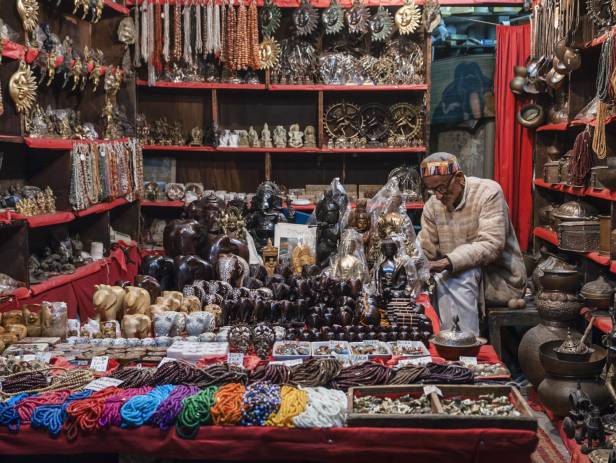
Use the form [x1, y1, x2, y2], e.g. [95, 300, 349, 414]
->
[184, 194, 224, 256]
[156, 291, 184, 311]
[93, 285, 126, 321]
[140, 255, 175, 291]
[134, 275, 162, 302]
[123, 286, 151, 315]
[121, 314, 151, 339]
[208, 235, 250, 264]
[163, 219, 209, 259]
[180, 295, 202, 313]
[174, 255, 214, 290]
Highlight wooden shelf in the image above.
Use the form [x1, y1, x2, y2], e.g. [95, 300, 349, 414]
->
[136, 80, 266, 90]
[536, 122, 569, 132]
[0, 134, 24, 144]
[534, 226, 615, 271]
[534, 178, 616, 201]
[585, 27, 616, 49]
[141, 200, 185, 208]
[128, 0, 522, 6]
[268, 84, 428, 92]
[323, 147, 426, 153]
[23, 138, 74, 150]
[73, 198, 131, 218]
[217, 146, 321, 153]
[143, 145, 216, 152]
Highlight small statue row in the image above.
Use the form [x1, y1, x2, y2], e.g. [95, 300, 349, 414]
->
[219, 124, 317, 149]
[15, 187, 56, 217]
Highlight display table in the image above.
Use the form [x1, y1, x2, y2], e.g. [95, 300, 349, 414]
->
[0, 421, 537, 463]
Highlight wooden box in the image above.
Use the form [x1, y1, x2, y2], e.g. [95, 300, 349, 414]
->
[347, 384, 537, 431]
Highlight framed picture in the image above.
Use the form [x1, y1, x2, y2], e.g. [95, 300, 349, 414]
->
[274, 223, 317, 259]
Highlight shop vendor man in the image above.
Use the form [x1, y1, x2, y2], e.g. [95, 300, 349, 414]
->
[418, 152, 526, 335]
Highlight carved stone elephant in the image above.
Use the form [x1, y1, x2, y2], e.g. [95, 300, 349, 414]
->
[185, 311, 215, 336]
[123, 286, 151, 315]
[174, 255, 214, 290]
[153, 311, 182, 337]
[93, 285, 126, 321]
[121, 314, 151, 339]
[163, 219, 209, 259]
[140, 255, 175, 291]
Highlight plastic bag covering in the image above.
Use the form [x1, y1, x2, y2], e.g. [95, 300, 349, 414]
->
[574, 96, 598, 121]
[330, 229, 369, 283]
[365, 177, 429, 287]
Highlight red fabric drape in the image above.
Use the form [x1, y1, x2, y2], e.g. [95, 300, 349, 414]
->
[494, 24, 533, 252]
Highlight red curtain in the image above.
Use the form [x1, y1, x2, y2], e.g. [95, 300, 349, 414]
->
[494, 24, 533, 252]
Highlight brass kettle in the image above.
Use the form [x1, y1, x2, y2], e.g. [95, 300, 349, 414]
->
[510, 66, 527, 95]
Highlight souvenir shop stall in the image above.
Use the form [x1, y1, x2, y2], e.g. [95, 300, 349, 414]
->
[0, 0, 583, 462]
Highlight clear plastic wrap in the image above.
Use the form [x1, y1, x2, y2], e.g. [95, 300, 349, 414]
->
[330, 229, 370, 282]
[365, 177, 429, 288]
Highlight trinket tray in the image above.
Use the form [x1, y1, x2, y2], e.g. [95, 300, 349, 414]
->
[166, 341, 229, 362]
[272, 341, 312, 360]
[311, 341, 350, 357]
[350, 341, 392, 359]
[347, 385, 536, 430]
[388, 340, 430, 357]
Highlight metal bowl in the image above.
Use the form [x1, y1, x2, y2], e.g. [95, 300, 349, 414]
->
[540, 269, 581, 291]
[430, 336, 487, 361]
[540, 341, 606, 378]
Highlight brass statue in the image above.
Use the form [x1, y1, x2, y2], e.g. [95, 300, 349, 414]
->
[395, 0, 422, 35]
[220, 206, 247, 241]
[16, 0, 39, 45]
[262, 239, 279, 277]
[9, 61, 37, 115]
[291, 244, 315, 275]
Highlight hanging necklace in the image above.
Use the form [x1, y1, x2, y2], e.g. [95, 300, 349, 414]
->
[154, 1, 163, 74]
[173, 2, 182, 62]
[133, 0, 141, 67]
[141, 2, 149, 66]
[248, 0, 260, 69]
[205, 0, 213, 55]
[196, 1, 203, 56]
[183, 4, 193, 65]
[226, 1, 237, 70]
[213, 2, 221, 56]
[236, 0, 248, 70]
[163, 1, 170, 64]
[147, 1, 155, 85]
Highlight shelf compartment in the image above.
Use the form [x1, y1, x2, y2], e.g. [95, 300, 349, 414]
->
[143, 145, 216, 152]
[323, 147, 426, 153]
[536, 122, 569, 132]
[103, 0, 130, 15]
[12, 211, 76, 228]
[268, 84, 428, 92]
[73, 198, 132, 218]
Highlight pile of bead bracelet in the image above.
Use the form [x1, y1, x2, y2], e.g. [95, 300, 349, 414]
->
[0, 382, 351, 436]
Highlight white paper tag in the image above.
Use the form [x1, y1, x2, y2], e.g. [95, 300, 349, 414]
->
[459, 356, 478, 366]
[399, 355, 432, 366]
[84, 377, 124, 391]
[227, 353, 244, 367]
[270, 359, 303, 367]
[36, 352, 52, 363]
[351, 354, 369, 364]
[90, 355, 109, 372]
[363, 340, 380, 346]
[19, 354, 36, 362]
[423, 385, 442, 397]
[158, 357, 177, 367]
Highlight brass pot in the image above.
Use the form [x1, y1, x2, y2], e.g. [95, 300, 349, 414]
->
[538, 376, 610, 418]
[540, 341, 606, 378]
[535, 290, 583, 323]
[581, 274, 614, 310]
[553, 57, 569, 75]
[562, 47, 582, 71]
[540, 268, 581, 291]
[595, 166, 616, 191]
[546, 68, 566, 89]
[531, 254, 576, 291]
[518, 322, 570, 387]
[517, 103, 545, 128]
[510, 66, 527, 95]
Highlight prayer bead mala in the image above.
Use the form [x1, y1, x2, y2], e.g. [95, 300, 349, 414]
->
[240, 381, 281, 426]
[265, 385, 308, 427]
[65, 386, 122, 440]
[422, 363, 474, 384]
[248, 0, 260, 69]
[290, 358, 342, 387]
[110, 367, 153, 388]
[328, 362, 393, 391]
[0, 369, 49, 395]
[249, 363, 290, 385]
[0, 393, 28, 432]
[150, 384, 200, 431]
[210, 383, 246, 425]
[17, 390, 70, 422]
[99, 387, 152, 428]
[176, 385, 218, 438]
[292, 386, 347, 428]
[173, 2, 182, 62]
[387, 365, 428, 385]
[31, 389, 92, 437]
[120, 384, 174, 428]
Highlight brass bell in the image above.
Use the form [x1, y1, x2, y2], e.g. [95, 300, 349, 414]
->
[562, 47, 582, 72]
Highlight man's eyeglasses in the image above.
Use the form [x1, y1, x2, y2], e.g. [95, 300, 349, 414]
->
[426, 175, 454, 196]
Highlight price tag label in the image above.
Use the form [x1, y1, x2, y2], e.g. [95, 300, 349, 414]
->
[35, 352, 52, 363]
[351, 354, 369, 364]
[399, 355, 432, 366]
[19, 354, 36, 362]
[333, 352, 350, 365]
[90, 355, 109, 372]
[84, 377, 124, 391]
[459, 356, 478, 366]
[270, 359, 303, 367]
[227, 353, 244, 367]
[363, 340, 380, 346]
[423, 385, 442, 397]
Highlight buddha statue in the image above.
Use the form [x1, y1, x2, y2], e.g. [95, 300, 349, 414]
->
[375, 239, 408, 302]
[315, 187, 348, 268]
[246, 181, 287, 253]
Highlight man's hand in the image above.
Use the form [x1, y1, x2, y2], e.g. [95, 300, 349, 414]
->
[429, 258, 451, 273]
